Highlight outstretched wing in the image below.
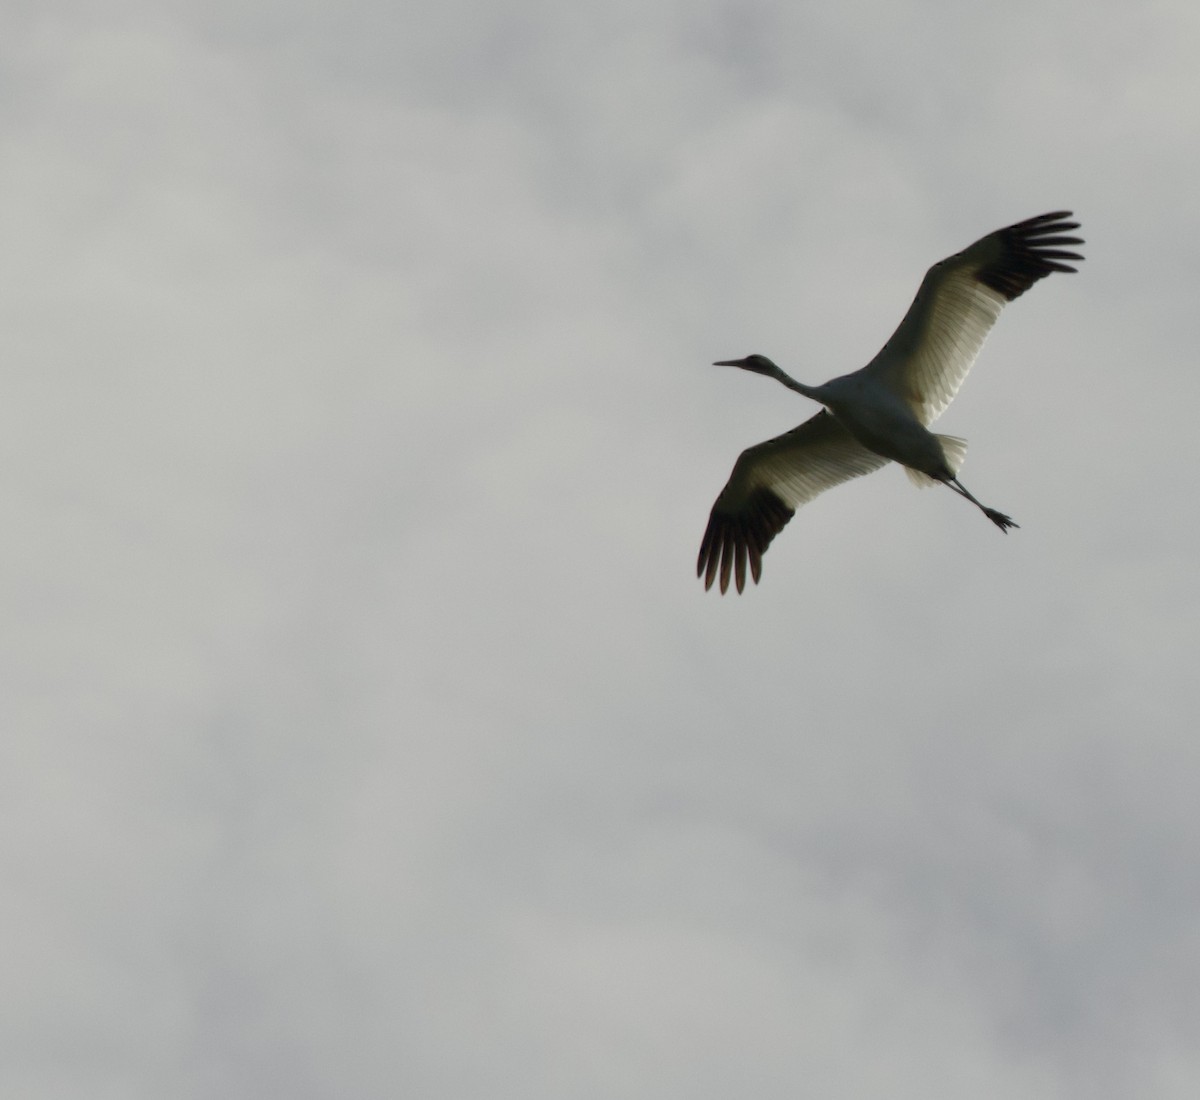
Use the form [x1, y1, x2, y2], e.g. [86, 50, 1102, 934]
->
[698, 411, 889, 594]
[864, 212, 1084, 424]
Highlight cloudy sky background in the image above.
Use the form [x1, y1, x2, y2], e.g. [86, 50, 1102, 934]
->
[5, 2, 1200, 1096]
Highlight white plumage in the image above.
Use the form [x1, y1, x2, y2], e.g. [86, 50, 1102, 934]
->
[699, 212, 1084, 594]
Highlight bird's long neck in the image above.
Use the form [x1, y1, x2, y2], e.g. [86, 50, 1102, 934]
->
[770, 367, 823, 402]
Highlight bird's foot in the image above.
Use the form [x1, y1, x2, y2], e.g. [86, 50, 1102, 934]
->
[984, 508, 1019, 532]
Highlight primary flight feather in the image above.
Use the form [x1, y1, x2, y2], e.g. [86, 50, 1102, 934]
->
[698, 211, 1084, 594]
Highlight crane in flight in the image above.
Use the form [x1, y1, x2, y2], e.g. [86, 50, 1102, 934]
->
[698, 211, 1084, 594]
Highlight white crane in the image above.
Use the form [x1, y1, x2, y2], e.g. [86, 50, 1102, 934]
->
[698, 211, 1084, 594]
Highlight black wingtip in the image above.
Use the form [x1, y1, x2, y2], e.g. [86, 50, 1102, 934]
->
[697, 488, 794, 595]
[976, 212, 1085, 300]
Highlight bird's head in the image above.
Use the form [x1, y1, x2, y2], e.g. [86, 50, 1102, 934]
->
[713, 354, 781, 378]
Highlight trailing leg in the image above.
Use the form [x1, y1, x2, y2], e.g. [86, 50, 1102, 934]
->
[946, 478, 1019, 532]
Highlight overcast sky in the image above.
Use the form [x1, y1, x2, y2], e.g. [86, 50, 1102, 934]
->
[4, 2, 1200, 1097]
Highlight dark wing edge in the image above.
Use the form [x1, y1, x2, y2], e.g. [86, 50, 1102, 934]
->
[972, 211, 1085, 300]
[697, 487, 795, 596]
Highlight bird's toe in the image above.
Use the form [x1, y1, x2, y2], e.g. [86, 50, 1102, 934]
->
[985, 508, 1019, 532]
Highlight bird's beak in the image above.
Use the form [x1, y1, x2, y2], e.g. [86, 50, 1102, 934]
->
[713, 359, 744, 367]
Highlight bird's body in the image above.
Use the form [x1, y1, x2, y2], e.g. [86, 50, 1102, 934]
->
[699, 211, 1084, 593]
[814, 375, 946, 474]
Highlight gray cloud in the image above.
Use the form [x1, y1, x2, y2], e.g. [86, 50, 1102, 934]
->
[3, 2, 1200, 1097]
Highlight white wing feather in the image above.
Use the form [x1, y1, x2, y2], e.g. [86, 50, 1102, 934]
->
[865, 264, 1006, 425]
[733, 413, 890, 510]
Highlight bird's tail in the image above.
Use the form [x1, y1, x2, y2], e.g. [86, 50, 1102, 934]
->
[904, 434, 968, 488]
